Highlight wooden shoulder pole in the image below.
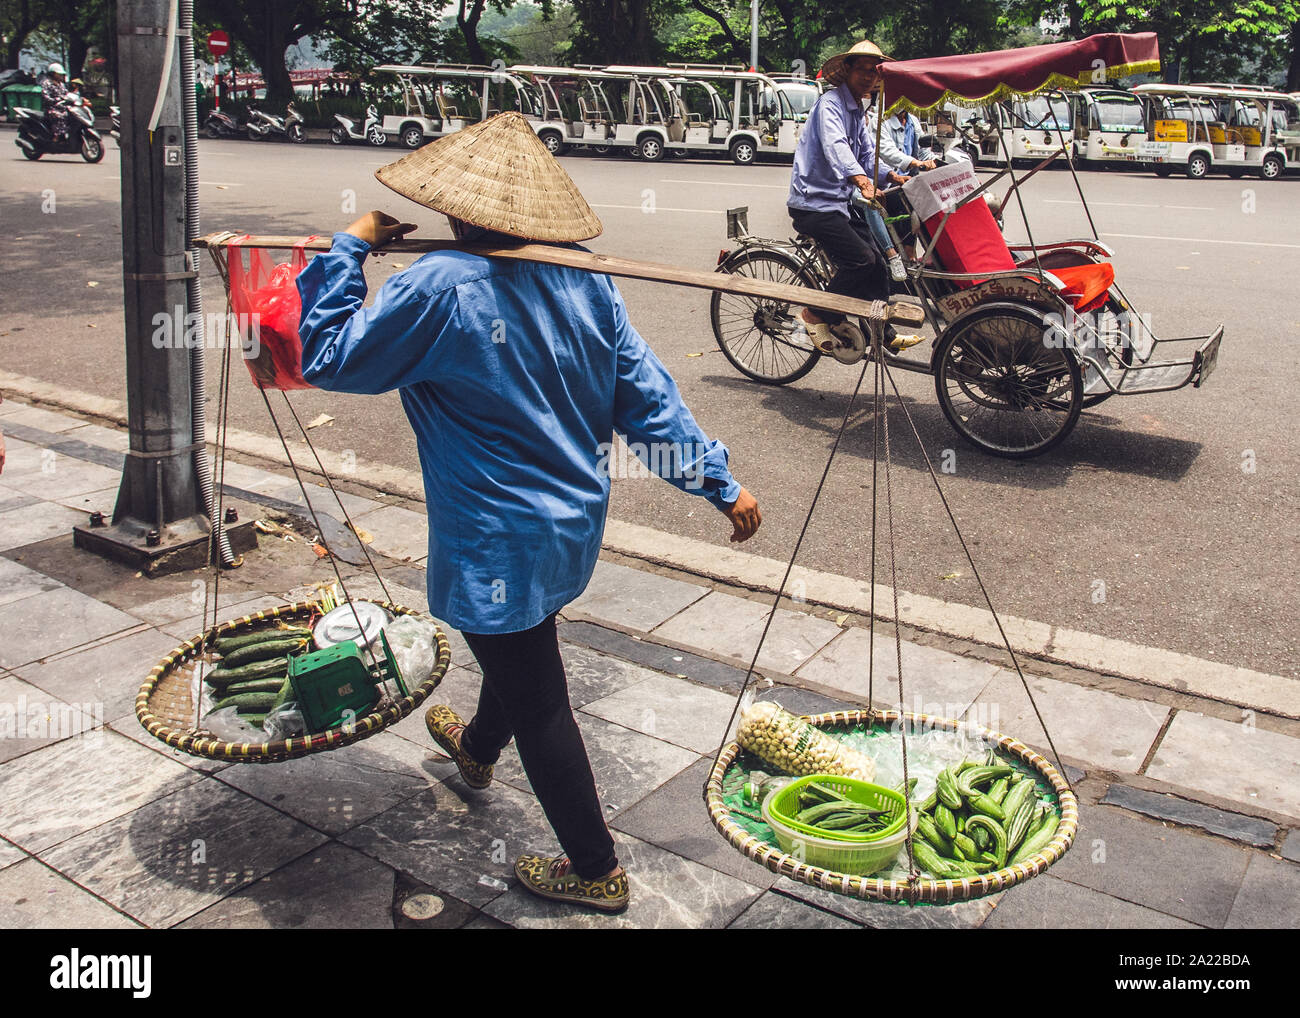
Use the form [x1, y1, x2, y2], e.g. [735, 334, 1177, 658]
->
[194, 233, 926, 327]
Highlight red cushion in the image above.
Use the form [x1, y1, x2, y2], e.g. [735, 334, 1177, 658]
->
[1044, 262, 1115, 313]
[924, 200, 1016, 283]
[925, 201, 1115, 310]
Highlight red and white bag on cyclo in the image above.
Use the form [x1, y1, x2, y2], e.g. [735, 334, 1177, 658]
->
[227, 236, 317, 390]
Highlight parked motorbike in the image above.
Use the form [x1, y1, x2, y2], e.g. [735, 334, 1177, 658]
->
[246, 102, 305, 143]
[205, 107, 243, 138]
[109, 104, 120, 146]
[330, 103, 385, 146]
[14, 92, 104, 163]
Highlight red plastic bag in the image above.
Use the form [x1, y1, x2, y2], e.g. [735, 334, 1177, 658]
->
[228, 237, 317, 390]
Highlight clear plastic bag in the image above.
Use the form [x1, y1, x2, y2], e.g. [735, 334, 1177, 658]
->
[263, 701, 306, 740]
[382, 615, 439, 688]
[736, 700, 876, 781]
[202, 705, 271, 744]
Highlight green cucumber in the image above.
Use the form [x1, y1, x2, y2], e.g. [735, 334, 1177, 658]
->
[936, 769, 963, 809]
[215, 691, 279, 713]
[220, 676, 289, 697]
[1009, 810, 1061, 865]
[206, 657, 290, 689]
[220, 637, 308, 669]
[934, 803, 958, 839]
[965, 815, 1008, 868]
[212, 626, 311, 656]
[988, 776, 1011, 805]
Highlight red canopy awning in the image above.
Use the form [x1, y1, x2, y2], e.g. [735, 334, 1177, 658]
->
[880, 32, 1160, 113]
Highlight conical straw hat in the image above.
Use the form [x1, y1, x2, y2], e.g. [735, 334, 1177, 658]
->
[820, 40, 892, 86]
[374, 112, 603, 242]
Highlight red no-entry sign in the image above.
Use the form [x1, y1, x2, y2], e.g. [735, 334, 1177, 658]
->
[207, 30, 229, 57]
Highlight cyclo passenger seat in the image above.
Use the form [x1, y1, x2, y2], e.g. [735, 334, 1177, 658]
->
[901, 165, 1114, 314]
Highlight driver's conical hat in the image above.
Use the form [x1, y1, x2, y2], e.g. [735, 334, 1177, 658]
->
[820, 40, 892, 86]
[374, 112, 602, 242]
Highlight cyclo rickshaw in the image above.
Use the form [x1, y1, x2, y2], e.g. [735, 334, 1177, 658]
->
[710, 32, 1224, 458]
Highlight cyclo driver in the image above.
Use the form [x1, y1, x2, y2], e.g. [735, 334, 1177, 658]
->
[788, 40, 924, 362]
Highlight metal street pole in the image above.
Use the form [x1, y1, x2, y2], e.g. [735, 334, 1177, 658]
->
[750, 0, 759, 71]
[74, 0, 251, 574]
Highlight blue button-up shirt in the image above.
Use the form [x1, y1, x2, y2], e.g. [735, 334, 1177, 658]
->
[296, 233, 741, 635]
[788, 82, 893, 215]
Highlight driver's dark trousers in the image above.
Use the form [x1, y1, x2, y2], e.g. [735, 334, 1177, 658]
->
[788, 206, 889, 325]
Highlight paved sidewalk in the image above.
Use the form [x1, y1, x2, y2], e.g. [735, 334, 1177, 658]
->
[0, 399, 1297, 929]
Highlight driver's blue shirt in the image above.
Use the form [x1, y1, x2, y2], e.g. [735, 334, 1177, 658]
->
[296, 232, 741, 634]
[788, 82, 893, 215]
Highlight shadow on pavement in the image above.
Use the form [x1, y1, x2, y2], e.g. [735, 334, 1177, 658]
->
[701, 372, 1203, 488]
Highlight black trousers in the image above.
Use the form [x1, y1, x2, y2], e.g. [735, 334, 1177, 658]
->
[789, 207, 889, 324]
[460, 614, 618, 880]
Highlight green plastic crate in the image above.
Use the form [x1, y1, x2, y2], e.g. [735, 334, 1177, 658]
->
[288, 630, 406, 733]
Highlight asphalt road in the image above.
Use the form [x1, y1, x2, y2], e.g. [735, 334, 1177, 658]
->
[2, 137, 1298, 679]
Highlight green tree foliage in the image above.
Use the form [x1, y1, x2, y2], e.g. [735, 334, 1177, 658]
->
[1056, 0, 1299, 83]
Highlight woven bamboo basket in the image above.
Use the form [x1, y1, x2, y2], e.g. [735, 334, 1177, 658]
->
[705, 707, 1078, 903]
[137, 600, 450, 763]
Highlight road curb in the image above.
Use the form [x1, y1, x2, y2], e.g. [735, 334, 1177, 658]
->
[3, 368, 1294, 721]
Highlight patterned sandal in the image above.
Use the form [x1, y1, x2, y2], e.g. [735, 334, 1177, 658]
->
[514, 854, 630, 914]
[425, 705, 493, 790]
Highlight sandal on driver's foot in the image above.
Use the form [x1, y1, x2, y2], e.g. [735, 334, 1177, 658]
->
[514, 854, 630, 914]
[425, 704, 493, 789]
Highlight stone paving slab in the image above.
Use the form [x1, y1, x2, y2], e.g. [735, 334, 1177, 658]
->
[339, 780, 555, 910]
[0, 585, 142, 670]
[581, 672, 738, 754]
[0, 857, 141, 929]
[217, 460, 296, 496]
[159, 595, 293, 641]
[982, 873, 1203, 929]
[0, 674, 94, 765]
[1224, 853, 1300, 929]
[561, 642, 673, 710]
[566, 560, 708, 633]
[969, 671, 1167, 774]
[1283, 830, 1300, 864]
[0, 404, 87, 433]
[107, 716, 234, 776]
[491, 712, 700, 813]
[0, 502, 88, 553]
[1046, 803, 1250, 927]
[772, 877, 1001, 929]
[2, 456, 122, 502]
[179, 842, 397, 929]
[610, 756, 780, 890]
[123, 587, 273, 627]
[0, 840, 26, 871]
[351, 503, 429, 563]
[266, 482, 383, 521]
[39, 777, 328, 928]
[0, 728, 201, 853]
[20, 627, 200, 729]
[0, 488, 40, 515]
[795, 626, 1001, 715]
[213, 732, 457, 837]
[728, 889, 864, 928]
[559, 619, 751, 692]
[0, 555, 63, 607]
[1146, 711, 1300, 819]
[653, 590, 844, 676]
[50, 486, 118, 517]
[1101, 783, 1277, 848]
[481, 830, 762, 929]
[60, 422, 130, 452]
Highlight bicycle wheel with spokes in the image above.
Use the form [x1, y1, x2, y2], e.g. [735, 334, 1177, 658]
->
[934, 304, 1082, 459]
[710, 249, 821, 385]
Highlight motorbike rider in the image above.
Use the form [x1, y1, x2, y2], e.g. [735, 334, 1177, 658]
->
[41, 62, 70, 139]
[788, 40, 923, 360]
